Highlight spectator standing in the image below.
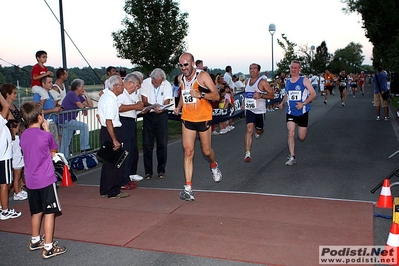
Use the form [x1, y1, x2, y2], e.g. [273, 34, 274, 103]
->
[223, 65, 235, 92]
[59, 79, 93, 157]
[0, 90, 22, 220]
[233, 75, 245, 92]
[19, 101, 66, 258]
[117, 73, 144, 190]
[172, 75, 181, 108]
[97, 75, 128, 198]
[309, 73, 320, 96]
[373, 67, 390, 121]
[0, 84, 26, 200]
[140, 68, 173, 180]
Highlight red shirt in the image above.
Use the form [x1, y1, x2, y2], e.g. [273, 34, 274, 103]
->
[30, 64, 48, 87]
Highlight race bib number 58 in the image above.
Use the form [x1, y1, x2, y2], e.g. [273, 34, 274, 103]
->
[182, 89, 196, 104]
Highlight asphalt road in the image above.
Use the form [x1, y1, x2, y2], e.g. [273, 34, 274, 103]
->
[2, 83, 398, 265]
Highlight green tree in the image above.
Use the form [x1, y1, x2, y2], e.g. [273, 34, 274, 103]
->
[276, 34, 304, 75]
[343, 0, 399, 71]
[329, 42, 364, 74]
[112, 0, 189, 75]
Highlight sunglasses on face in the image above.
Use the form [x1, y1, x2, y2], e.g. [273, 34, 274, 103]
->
[178, 63, 189, 68]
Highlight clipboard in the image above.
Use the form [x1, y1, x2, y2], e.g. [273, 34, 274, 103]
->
[96, 140, 129, 168]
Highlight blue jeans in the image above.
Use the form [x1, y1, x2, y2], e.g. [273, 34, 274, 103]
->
[60, 120, 90, 157]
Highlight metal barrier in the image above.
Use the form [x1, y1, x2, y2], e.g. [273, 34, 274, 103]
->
[53, 107, 101, 159]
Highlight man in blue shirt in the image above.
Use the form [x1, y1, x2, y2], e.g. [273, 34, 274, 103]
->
[33, 76, 63, 146]
[373, 67, 390, 121]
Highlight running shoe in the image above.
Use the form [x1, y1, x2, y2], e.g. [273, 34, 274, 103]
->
[211, 130, 219, 135]
[179, 185, 195, 201]
[255, 129, 264, 139]
[42, 242, 67, 259]
[244, 154, 251, 163]
[376, 116, 381, 121]
[385, 117, 391, 121]
[285, 155, 296, 166]
[211, 163, 222, 183]
[324, 100, 327, 105]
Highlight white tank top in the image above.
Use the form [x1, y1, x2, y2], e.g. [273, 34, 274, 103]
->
[244, 77, 266, 114]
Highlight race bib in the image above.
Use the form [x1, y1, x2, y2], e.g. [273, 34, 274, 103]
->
[288, 90, 301, 101]
[245, 98, 257, 109]
[325, 80, 331, 85]
[182, 89, 197, 104]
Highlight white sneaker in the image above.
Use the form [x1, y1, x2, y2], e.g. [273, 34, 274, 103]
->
[129, 174, 144, 182]
[21, 190, 28, 197]
[0, 209, 22, 220]
[285, 155, 297, 166]
[13, 192, 27, 201]
[219, 128, 228, 134]
[210, 163, 222, 183]
[211, 130, 219, 135]
[227, 125, 235, 131]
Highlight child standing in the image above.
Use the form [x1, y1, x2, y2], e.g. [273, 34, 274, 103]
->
[31, 50, 53, 106]
[19, 101, 66, 259]
[0, 92, 21, 220]
[6, 119, 27, 201]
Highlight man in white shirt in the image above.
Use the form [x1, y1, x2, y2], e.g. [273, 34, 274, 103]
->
[97, 75, 128, 199]
[140, 68, 173, 180]
[223, 65, 235, 91]
[117, 73, 144, 189]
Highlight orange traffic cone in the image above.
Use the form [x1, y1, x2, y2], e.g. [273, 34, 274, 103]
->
[62, 165, 73, 187]
[376, 179, 393, 208]
[385, 222, 399, 263]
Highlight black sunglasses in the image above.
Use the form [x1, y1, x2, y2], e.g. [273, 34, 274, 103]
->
[178, 63, 189, 67]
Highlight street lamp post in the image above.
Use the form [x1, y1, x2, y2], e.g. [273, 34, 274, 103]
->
[269, 23, 276, 78]
[310, 45, 315, 73]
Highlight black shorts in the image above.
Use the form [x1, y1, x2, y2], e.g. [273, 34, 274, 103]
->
[27, 183, 62, 215]
[325, 86, 333, 93]
[339, 86, 347, 92]
[182, 120, 211, 132]
[245, 110, 264, 130]
[0, 159, 13, 185]
[286, 112, 309, 127]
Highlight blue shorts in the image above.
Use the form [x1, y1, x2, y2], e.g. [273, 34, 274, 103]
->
[245, 110, 265, 130]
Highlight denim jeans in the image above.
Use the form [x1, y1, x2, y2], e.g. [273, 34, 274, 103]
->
[60, 119, 90, 157]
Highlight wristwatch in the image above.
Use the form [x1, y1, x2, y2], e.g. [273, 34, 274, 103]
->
[201, 92, 205, 98]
